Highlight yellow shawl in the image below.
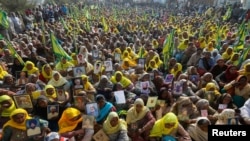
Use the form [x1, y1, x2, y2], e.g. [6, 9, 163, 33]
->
[22, 61, 39, 75]
[3, 108, 31, 130]
[170, 63, 182, 78]
[153, 55, 163, 67]
[204, 82, 221, 95]
[48, 71, 68, 87]
[126, 98, 149, 124]
[222, 47, 233, 60]
[81, 74, 93, 90]
[239, 63, 250, 76]
[44, 84, 57, 99]
[103, 112, 127, 135]
[0, 95, 16, 117]
[58, 107, 83, 134]
[110, 71, 132, 88]
[0, 65, 8, 80]
[41, 64, 53, 80]
[150, 112, 179, 137]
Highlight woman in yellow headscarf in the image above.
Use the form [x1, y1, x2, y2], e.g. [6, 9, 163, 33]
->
[22, 61, 39, 75]
[153, 55, 163, 68]
[59, 107, 94, 140]
[177, 39, 189, 51]
[199, 37, 207, 49]
[0, 65, 8, 80]
[222, 47, 234, 61]
[44, 84, 57, 102]
[149, 112, 191, 140]
[121, 58, 137, 70]
[0, 95, 16, 126]
[203, 41, 216, 52]
[152, 39, 159, 49]
[2, 108, 49, 141]
[226, 53, 240, 67]
[70, 53, 78, 66]
[81, 74, 96, 101]
[126, 47, 138, 61]
[39, 64, 53, 84]
[239, 63, 250, 77]
[110, 71, 134, 91]
[146, 59, 159, 72]
[103, 112, 129, 141]
[170, 63, 182, 80]
[137, 46, 148, 58]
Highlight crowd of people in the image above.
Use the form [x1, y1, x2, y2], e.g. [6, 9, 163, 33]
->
[0, 1, 250, 141]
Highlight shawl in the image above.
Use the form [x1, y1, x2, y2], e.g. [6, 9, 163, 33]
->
[103, 112, 127, 134]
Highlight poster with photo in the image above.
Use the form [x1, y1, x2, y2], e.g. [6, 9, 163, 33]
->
[73, 96, 85, 110]
[26, 118, 41, 137]
[73, 66, 86, 77]
[86, 102, 99, 118]
[114, 53, 121, 62]
[164, 74, 174, 84]
[13, 95, 33, 109]
[47, 105, 59, 120]
[92, 50, 99, 59]
[56, 89, 66, 102]
[140, 81, 150, 94]
[146, 96, 158, 108]
[94, 61, 102, 74]
[93, 129, 109, 141]
[77, 54, 85, 65]
[114, 90, 126, 104]
[82, 115, 95, 129]
[137, 58, 146, 68]
[72, 77, 84, 89]
[104, 60, 113, 72]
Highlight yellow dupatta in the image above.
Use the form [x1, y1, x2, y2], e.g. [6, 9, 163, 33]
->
[3, 108, 31, 131]
[22, 61, 39, 75]
[103, 112, 127, 135]
[150, 112, 179, 137]
[239, 63, 250, 76]
[110, 71, 132, 88]
[81, 74, 93, 90]
[70, 53, 78, 66]
[137, 46, 148, 58]
[146, 59, 158, 71]
[177, 39, 188, 51]
[58, 107, 83, 134]
[41, 64, 53, 80]
[126, 47, 138, 60]
[222, 47, 233, 60]
[153, 55, 163, 67]
[44, 84, 57, 99]
[204, 82, 220, 95]
[0, 65, 8, 79]
[170, 63, 182, 78]
[126, 98, 149, 124]
[0, 95, 16, 117]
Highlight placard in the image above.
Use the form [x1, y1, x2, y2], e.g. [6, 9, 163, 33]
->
[56, 88, 66, 102]
[82, 115, 95, 129]
[104, 60, 113, 72]
[114, 90, 126, 104]
[93, 129, 109, 141]
[72, 77, 84, 89]
[94, 61, 102, 74]
[146, 96, 158, 108]
[13, 94, 33, 109]
[140, 81, 150, 94]
[47, 105, 59, 120]
[73, 66, 86, 77]
[164, 74, 174, 84]
[86, 102, 99, 118]
[26, 118, 41, 137]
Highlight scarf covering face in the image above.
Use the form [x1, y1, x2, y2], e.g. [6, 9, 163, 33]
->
[126, 98, 149, 124]
[110, 71, 132, 88]
[58, 107, 83, 133]
[22, 61, 39, 75]
[41, 64, 53, 80]
[3, 108, 31, 130]
[0, 65, 8, 80]
[103, 112, 127, 135]
[48, 71, 68, 87]
[149, 112, 179, 137]
[188, 117, 210, 141]
[44, 84, 57, 99]
[0, 95, 16, 117]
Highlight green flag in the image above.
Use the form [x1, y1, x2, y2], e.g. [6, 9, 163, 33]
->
[0, 10, 9, 29]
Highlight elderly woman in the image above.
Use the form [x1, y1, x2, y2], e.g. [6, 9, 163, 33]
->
[170, 96, 199, 129]
[198, 72, 219, 90]
[149, 112, 192, 141]
[0, 95, 16, 127]
[47, 71, 70, 92]
[126, 98, 155, 141]
[195, 99, 217, 124]
[39, 64, 54, 84]
[187, 117, 211, 141]
[22, 61, 39, 76]
[215, 109, 239, 125]
[2, 108, 49, 141]
[94, 75, 113, 101]
[58, 107, 94, 141]
[103, 112, 129, 141]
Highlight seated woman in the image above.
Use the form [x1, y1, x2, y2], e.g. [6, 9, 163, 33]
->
[214, 93, 237, 112]
[238, 63, 250, 82]
[134, 73, 157, 97]
[198, 72, 219, 90]
[0, 65, 9, 81]
[110, 71, 134, 91]
[58, 107, 94, 141]
[94, 75, 114, 101]
[44, 84, 70, 106]
[47, 71, 71, 92]
[187, 117, 211, 141]
[223, 75, 250, 108]
[0, 95, 16, 128]
[2, 108, 50, 141]
[149, 112, 192, 141]
[22, 61, 39, 76]
[215, 108, 239, 125]
[95, 95, 116, 124]
[39, 64, 54, 84]
[195, 99, 217, 124]
[170, 63, 183, 81]
[81, 75, 96, 101]
[126, 98, 155, 141]
[103, 112, 129, 141]
[170, 97, 199, 129]
[210, 59, 228, 79]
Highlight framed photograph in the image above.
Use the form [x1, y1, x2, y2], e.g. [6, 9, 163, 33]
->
[140, 81, 150, 94]
[189, 75, 199, 84]
[104, 60, 113, 72]
[26, 118, 41, 137]
[114, 53, 121, 62]
[13, 94, 33, 109]
[73, 66, 86, 77]
[72, 77, 84, 89]
[146, 96, 158, 108]
[82, 115, 95, 129]
[73, 96, 86, 110]
[77, 54, 86, 65]
[94, 61, 102, 74]
[86, 102, 99, 118]
[164, 74, 174, 84]
[74, 88, 84, 96]
[114, 90, 126, 104]
[93, 129, 109, 141]
[47, 105, 59, 120]
[137, 58, 146, 67]
[173, 81, 183, 96]
[92, 50, 99, 59]
[56, 88, 66, 102]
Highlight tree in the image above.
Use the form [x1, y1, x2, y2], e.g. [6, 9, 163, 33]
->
[0, 0, 40, 12]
